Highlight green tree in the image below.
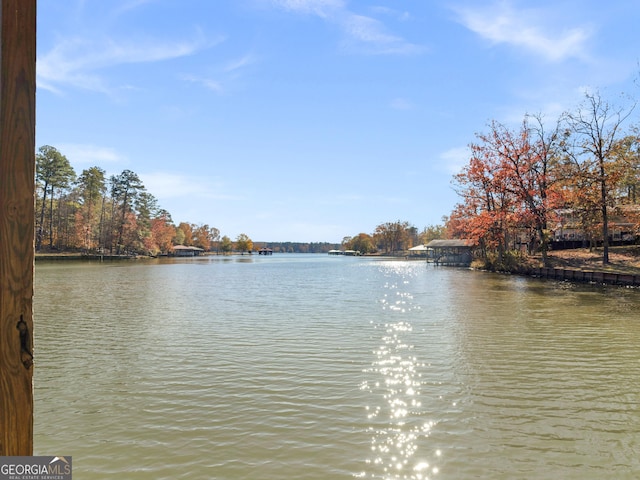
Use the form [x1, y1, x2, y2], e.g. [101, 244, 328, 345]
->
[136, 192, 159, 228]
[419, 224, 446, 244]
[235, 233, 253, 254]
[109, 170, 145, 254]
[76, 166, 106, 251]
[220, 235, 233, 254]
[176, 222, 194, 246]
[35, 145, 76, 250]
[134, 191, 160, 252]
[173, 227, 186, 246]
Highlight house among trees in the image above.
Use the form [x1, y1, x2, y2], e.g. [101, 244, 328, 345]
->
[553, 207, 638, 249]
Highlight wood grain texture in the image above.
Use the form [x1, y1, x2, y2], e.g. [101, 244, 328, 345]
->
[0, 0, 37, 456]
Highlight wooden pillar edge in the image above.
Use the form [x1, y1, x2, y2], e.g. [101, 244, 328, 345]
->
[0, 0, 37, 456]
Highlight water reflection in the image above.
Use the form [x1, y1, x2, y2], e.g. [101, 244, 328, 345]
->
[361, 262, 441, 479]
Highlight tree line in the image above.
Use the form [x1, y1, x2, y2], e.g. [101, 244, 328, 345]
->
[35, 146, 282, 255]
[341, 221, 446, 255]
[256, 242, 341, 253]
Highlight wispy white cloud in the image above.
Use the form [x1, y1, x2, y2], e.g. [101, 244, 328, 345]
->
[37, 31, 221, 95]
[452, 1, 593, 62]
[112, 0, 156, 16]
[141, 172, 240, 201]
[342, 14, 396, 43]
[57, 143, 126, 166]
[269, 0, 344, 18]
[180, 53, 257, 94]
[369, 6, 411, 22]
[223, 53, 257, 73]
[268, 0, 423, 55]
[340, 14, 422, 54]
[181, 74, 224, 93]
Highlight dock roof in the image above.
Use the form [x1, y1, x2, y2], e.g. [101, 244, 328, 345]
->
[172, 245, 204, 251]
[426, 239, 475, 248]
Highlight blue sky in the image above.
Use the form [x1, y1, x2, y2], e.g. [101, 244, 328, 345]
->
[36, 1, 640, 243]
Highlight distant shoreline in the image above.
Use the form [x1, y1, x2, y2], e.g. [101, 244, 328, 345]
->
[34, 247, 640, 288]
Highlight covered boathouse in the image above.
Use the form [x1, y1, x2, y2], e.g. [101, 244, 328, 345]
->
[425, 239, 475, 266]
[171, 245, 205, 257]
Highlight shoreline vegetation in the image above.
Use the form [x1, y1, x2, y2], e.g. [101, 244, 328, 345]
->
[473, 245, 640, 287]
[484, 245, 640, 276]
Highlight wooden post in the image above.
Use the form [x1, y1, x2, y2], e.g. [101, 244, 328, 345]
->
[0, 0, 37, 455]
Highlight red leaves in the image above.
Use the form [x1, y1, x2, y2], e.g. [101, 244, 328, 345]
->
[451, 117, 562, 254]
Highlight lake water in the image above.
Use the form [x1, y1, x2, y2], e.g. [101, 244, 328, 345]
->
[33, 254, 640, 479]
